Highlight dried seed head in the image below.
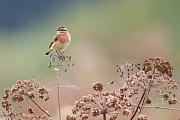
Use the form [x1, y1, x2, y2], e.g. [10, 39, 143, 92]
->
[109, 114, 118, 120]
[168, 98, 177, 105]
[116, 60, 141, 79]
[161, 93, 169, 101]
[137, 114, 149, 120]
[66, 114, 76, 120]
[27, 107, 34, 114]
[93, 82, 104, 91]
[1, 79, 51, 119]
[142, 57, 173, 77]
[146, 97, 152, 104]
[122, 109, 131, 116]
[81, 114, 88, 120]
[92, 108, 100, 117]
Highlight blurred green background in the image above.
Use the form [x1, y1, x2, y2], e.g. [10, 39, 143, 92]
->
[0, 0, 180, 119]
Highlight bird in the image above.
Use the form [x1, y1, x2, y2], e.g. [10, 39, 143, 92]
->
[45, 26, 71, 57]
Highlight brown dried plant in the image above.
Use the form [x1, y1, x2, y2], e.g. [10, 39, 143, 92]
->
[48, 52, 74, 71]
[1, 55, 178, 120]
[1, 79, 52, 120]
[1, 52, 74, 120]
[116, 57, 177, 120]
[126, 57, 177, 120]
[67, 82, 134, 120]
[67, 57, 178, 120]
[49, 52, 74, 120]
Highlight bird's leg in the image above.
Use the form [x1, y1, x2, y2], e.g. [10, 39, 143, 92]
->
[56, 51, 65, 60]
[59, 52, 65, 60]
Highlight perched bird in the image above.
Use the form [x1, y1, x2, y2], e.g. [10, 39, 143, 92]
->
[45, 26, 71, 56]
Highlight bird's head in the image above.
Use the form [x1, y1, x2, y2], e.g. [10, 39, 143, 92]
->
[56, 26, 68, 34]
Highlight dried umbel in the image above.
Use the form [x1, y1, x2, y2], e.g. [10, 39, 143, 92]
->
[122, 57, 177, 120]
[1, 79, 51, 119]
[66, 114, 76, 120]
[137, 114, 148, 120]
[142, 56, 173, 77]
[93, 82, 104, 91]
[27, 107, 34, 114]
[124, 57, 177, 105]
[67, 57, 178, 120]
[48, 53, 74, 72]
[111, 57, 177, 120]
[68, 82, 133, 120]
[116, 60, 141, 78]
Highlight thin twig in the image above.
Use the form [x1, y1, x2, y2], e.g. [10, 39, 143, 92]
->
[139, 80, 153, 113]
[99, 91, 107, 120]
[130, 89, 147, 120]
[133, 105, 180, 111]
[9, 113, 13, 120]
[90, 101, 102, 110]
[30, 98, 51, 117]
[57, 69, 61, 120]
[103, 112, 106, 120]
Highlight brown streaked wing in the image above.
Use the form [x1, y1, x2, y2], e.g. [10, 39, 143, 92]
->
[48, 35, 59, 49]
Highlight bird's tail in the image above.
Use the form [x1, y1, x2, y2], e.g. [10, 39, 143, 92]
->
[45, 50, 52, 56]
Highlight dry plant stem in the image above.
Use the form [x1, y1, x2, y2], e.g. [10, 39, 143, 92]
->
[58, 81, 61, 120]
[103, 112, 106, 120]
[130, 89, 147, 120]
[139, 92, 148, 114]
[91, 101, 102, 110]
[99, 91, 104, 108]
[139, 67, 155, 113]
[30, 98, 51, 117]
[139, 81, 153, 114]
[99, 91, 106, 120]
[57, 69, 61, 120]
[9, 113, 13, 120]
[134, 105, 180, 111]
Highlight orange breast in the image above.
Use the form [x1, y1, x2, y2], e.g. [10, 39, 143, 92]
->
[59, 34, 70, 43]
